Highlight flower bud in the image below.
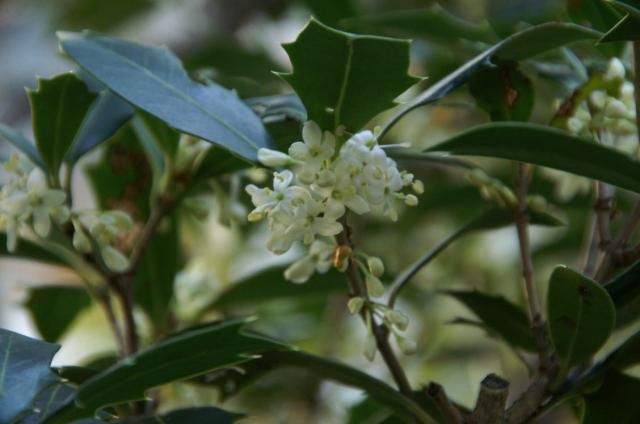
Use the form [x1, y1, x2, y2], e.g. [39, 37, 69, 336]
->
[367, 256, 385, 278]
[527, 195, 547, 212]
[364, 332, 377, 361]
[604, 98, 630, 120]
[284, 257, 315, 284]
[590, 91, 606, 109]
[348, 297, 365, 315]
[385, 309, 409, 331]
[412, 179, 424, 194]
[567, 117, 586, 134]
[404, 194, 418, 206]
[605, 58, 625, 81]
[365, 274, 385, 298]
[101, 245, 129, 273]
[498, 186, 517, 208]
[395, 334, 417, 355]
[466, 169, 491, 186]
[257, 148, 292, 168]
[72, 224, 92, 253]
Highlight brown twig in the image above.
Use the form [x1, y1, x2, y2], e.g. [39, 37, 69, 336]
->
[473, 374, 509, 424]
[336, 217, 414, 399]
[97, 290, 125, 358]
[504, 374, 552, 424]
[427, 382, 463, 424]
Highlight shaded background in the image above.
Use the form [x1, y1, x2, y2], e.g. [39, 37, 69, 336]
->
[0, 0, 638, 422]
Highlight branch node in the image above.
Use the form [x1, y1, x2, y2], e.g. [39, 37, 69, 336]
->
[472, 373, 509, 424]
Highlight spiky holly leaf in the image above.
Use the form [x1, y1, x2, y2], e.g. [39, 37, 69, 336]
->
[280, 18, 418, 133]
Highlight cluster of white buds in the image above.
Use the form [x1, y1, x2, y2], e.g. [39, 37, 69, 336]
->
[246, 121, 421, 263]
[466, 168, 548, 212]
[543, 58, 638, 200]
[348, 295, 416, 360]
[0, 154, 69, 252]
[72, 210, 133, 272]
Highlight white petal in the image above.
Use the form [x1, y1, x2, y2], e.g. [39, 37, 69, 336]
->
[273, 170, 293, 191]
[345, 195, 371, 215]
[0, 193, 28, 215]
[302, 121, 322, 146]
[33, 207, 51, 237]
[41, 190, 66, 207]
[312, 219, 342, 237]
[258, 148, 291, 167]
[284, 257, 315, 283]
[26, 168, 48, 193]
[324, 199, 345, 220]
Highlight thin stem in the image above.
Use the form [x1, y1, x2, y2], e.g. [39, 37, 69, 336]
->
[112, 280, 139, 356]
[427, 383, 462, 424]
[633, 41, 640, 142]
[594, 182, 613, 252]
[387, 219, 477, 308]
[97, 292, 125, 358]
[336, 218, 414, 399]
[582, 212, 600, 277]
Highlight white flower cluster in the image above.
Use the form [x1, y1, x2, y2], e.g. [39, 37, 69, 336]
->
[0, 155, 69, 252]
[72, 210, 133, 272]
[246, 121, 422, 260]
[542, 58, 638, 200]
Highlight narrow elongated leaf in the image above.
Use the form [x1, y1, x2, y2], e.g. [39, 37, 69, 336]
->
[605, 260, 640, 327]
[547, 267, 615, 372]
[45, 319, 284, 423]
[58, 32, 272, 162]
[202, 350, 435, 423]
[426, 122, 640, 193]
[25, 286, 92, 342]
[28, 73, 97, 175]
[0, 329, 61, 423]
[380, 23, 601, 136]
[607, 330, 640, 370]
[0, 124, 45, 169]
[281, 18, 418, 132]
[19, 383, 76, 424]
[117, 407, 244, 423]
[442, 290, 535, 351]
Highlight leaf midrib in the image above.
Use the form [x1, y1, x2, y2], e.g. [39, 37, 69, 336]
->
[72, 37, 259, 150]
[0, 333, 13, 397]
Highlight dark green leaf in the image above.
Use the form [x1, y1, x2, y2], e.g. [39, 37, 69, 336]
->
[547, 266, 615, 372]
[24, 286, 92, 343]
[202, 350, 435, 423]
[134, 213, 181, 331]
[192, 147, 249, 182]
[605, 260, 640, 327]
[380, 23, 601, 136]
[117, 407, 244, 424]
[600, 1, 640, 42]
[131, 112, 180, 158]
[0, 124, 45, 169]
[468, 62, 534, 122]
[442, 290, 536, 351]
[27, 73, 97, 175]
[426, 122, 640, 194]
[0, 329, 60, 423]
[210, 267, 345, 310]
[281, 18, 418, 132]
[19, 383, 76, 424]
[45, 319, 284, 423]
[303, 0, 357, 26]
[66, 90, 134, 163]
[58, 32, 272, 162]
[607, 330, 640, 370]
[583, 371, 640, 424]
[0, 233, 67, 265]
[339, 5, 494, 42]
[568, 0, 623, 33]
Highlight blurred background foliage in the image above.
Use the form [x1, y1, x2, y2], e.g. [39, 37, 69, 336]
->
[0, 0, 638, 423]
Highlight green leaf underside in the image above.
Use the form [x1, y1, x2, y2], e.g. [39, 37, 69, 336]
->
[443, 290, 536, 351]
[0, 329, 61, 423]
[58, 32, 272, 162]
[25, 286, 92, 343]
[203, 350, 435, 423]
[45, 319, 284, 423]
[116, 407, 244, 423]
[0, 124, 45, 169]
[381, 23, 601, 136]
[426, 122, 640, 194]
[583, 371, 640, 424]
[547, 267, 615, 371]
[281, 18, 418, 132]
[28, 73, 98, 175]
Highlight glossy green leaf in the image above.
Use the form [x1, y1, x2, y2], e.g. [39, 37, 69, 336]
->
[568, 0, 623, 33]
[27, 73, 97, 175]
[0, 329, 61, 423]
[281, 18, 418, 132]
[339, 4, 494, 42]
[117, 407, 244, 423]
[0, 124, 45, 169]
[66, 90, 134, 163]
[45, 319, 284, 423]
[547, 266, 615, 372]
[303, 0, 357, 26]
[201, 350, 435, 423]
[210, 267, 345, 311]
[468, 62, 534, 122]
[442, 290, 536, 351]
[25, 286, 92, 343]
[605, 260, 640, 327]
[58, 32, 273, 162]
[19, 383, 76, 424]
[600, 1, 640, 41]
[426, 122, 640, 193]
[607, 330, 640, 370]
[583, 371, 640, 424]
[380, 23, 601, 136]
